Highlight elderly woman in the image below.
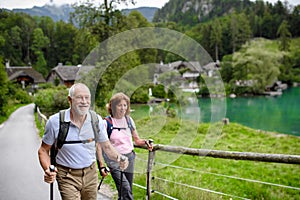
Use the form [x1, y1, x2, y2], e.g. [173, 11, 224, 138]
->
[99, 92, 152, 200]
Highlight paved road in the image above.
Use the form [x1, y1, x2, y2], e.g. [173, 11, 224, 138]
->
[0, 104, 112, 200]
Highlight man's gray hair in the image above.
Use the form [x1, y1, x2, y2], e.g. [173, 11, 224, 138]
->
[68, 83, 90, 97]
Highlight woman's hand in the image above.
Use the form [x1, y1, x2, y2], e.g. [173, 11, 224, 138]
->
[145, 139, 153, 151]
[118, 155, 129, 171]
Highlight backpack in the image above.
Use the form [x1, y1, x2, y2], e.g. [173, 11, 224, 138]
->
[104, 115, 134, 139]
[102, 115, 134, 167]
[50, 109, 100, 165]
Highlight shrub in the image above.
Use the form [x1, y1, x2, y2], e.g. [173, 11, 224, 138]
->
[152, 84, 166, 98]
[131, 87, 149, 103]
[34, 86, 69, 116]
[14, 88, 33, 104]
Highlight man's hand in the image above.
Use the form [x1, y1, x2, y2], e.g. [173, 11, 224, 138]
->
[118, 155, 129, 171]
[44, 165, 57, 184]
[100, 167, 110, 177]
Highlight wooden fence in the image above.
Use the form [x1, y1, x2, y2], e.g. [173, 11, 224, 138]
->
[139, 144, 300, 200]
[36, 106, 47, 127]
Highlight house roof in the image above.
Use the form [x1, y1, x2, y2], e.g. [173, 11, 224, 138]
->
[51, 66, 79, 81]
[202, 62, 218, 71]
[185, 61, 203, 72]
[48, 65, 95, 81]
[5, 66, 46, 83]
[76, 65, 95, 80]
[156, 61, 204, 73]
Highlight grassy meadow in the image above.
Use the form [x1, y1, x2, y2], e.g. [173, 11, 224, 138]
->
[130, 116, 300, 200]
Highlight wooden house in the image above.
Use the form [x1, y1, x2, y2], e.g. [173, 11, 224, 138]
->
[47, 63, 95, 87]
[5, 62, 46, 89]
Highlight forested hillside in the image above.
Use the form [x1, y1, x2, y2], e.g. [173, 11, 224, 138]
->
[154, 0, 299, 36]
[0, 0, 300, 105]
[154, 0, 252, 25]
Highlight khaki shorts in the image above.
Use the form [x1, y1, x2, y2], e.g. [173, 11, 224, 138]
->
[56, 162, 98, 200]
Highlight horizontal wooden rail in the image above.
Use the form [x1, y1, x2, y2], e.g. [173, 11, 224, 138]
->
[36, 106, 48, 126]
[137, 144, 300, 164]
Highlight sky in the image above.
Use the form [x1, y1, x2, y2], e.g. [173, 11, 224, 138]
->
[0, 0, 299, 10]
[0, 0, 169, 10]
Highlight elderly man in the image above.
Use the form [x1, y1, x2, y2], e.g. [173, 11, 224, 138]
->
[38, 83, 128, 200]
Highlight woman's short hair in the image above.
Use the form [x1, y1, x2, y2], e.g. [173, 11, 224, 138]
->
[107, 92, 131, 117]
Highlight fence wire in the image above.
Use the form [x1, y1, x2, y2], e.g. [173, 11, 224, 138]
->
[135, 153, 299, 199]
[153, 176, 250, 200]
[154, 161, 300, 191]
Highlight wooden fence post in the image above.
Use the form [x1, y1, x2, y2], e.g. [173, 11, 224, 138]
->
[146, 149, 156, 200]
[36, 106, 48, 127]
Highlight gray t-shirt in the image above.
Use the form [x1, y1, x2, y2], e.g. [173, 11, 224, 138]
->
[42, 108, 108, 169]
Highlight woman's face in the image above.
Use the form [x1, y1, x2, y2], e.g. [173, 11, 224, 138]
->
[114, 99, 127, 118]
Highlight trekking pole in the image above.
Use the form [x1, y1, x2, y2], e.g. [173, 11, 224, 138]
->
[49, 165, 55, 200]
[119, 156, 126, 200]
[98, 167, 110, 190]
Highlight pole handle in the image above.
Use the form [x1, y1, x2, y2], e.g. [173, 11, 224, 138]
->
[49, 165, 55, 172]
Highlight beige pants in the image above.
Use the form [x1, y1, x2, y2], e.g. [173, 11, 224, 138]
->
[56, 162, 98, 200]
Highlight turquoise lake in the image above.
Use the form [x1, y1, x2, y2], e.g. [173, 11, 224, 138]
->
[131, 86, 300, 136]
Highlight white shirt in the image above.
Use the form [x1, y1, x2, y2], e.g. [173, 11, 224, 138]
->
[42, 108, 108, 169]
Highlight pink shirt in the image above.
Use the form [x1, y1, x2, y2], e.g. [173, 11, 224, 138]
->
[104, 116, 135, 154]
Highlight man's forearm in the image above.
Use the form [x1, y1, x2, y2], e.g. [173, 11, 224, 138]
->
[100, 141, 120, 162]
[96, 143, 105, 167]
[38, 147, 51, 171]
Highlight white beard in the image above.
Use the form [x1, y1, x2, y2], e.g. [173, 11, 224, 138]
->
[74, 105, 89, 116]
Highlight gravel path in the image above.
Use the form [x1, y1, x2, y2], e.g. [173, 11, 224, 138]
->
[98, 183, 117, 200]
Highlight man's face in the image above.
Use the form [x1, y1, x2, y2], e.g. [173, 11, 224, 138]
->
[70, 85, 91, 116]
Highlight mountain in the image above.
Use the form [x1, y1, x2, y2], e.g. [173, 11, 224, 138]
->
[153, 0, 254, 25]
[12, 4, 74, 22]
[11, 4, 158, 22]
[122, 7, 158, 22]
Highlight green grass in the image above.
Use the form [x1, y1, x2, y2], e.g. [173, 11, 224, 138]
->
[34, 112, 46, 138]
[0, 103, 26, 124]
[132, 117, 300, 200]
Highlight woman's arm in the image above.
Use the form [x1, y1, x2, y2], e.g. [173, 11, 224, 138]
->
[132, 129, 153, 151]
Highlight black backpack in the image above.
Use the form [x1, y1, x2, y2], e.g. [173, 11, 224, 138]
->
[50, 109, 100, 165]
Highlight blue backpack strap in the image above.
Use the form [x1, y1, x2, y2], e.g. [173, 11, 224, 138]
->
[105, 116, 134, 139]
[125, 115, 134, 134]
[104, 116, 113, 139]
